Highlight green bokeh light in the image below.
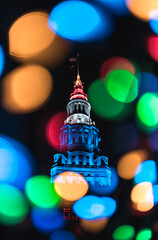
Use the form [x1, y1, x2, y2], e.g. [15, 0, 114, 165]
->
[136, 228, 152, 240]
[112, 225, 135, 240]
[137, 93, 158, 127]
[0, 183, 29, 225]
[88, 79, 131, 120]
[25, 175, 60, 208]
[106, 70, 138, 103]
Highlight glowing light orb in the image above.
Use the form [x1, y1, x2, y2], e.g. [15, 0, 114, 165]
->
[51, 229, 77, 240]
[106, 69, 138, 103]
[149, 10, 158, 35]
[152, 185, 158, 205]
[88, 79, 129, 120]
[126, 0, 158, 21]
[0, 135, 33, 189]
[101, 197, 116, 217]
[134, 160, 157, 185]
[2, 64, 53, 113]
[147, 36, 158, 62]
[0, 45, 4, 76]
[137, 72, 158, 97]
[46, 111, 67, 150]
[117, 150, 148, 180]
[31, 207, 64, 233]
[89, 167, 119, 195]
[100, 57, 135, 79]
[136, 228, 152, 240]
[73, 195, 105, 220]
[25, 175, 60, 208]
[131, 182, 154, 212]
[48, 1, 111, 42]
[112, 225, 135, 240]
[54, 171, 88, 201]
[80, 218, 108, 233]
[137, 93, 158, 128]
[0, 184, 29, 225]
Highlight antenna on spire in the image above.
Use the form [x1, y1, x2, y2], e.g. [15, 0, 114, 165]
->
[77, 54, 80, 79]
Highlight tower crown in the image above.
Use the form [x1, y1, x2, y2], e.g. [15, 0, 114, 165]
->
[70, 73, 88, 101]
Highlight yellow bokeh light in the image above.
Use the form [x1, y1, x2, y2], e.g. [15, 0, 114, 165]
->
[131, 182, 154, 212]
[2, 64, 53, 113]
[9, 11, 71, 67]
[117, 150, 148, 180]
[54, 171, 88, 201]
[80, 218, 109, 233]
[126, 0, 158, 21]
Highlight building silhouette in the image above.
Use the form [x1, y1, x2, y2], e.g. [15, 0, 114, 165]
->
[51, 73, 111, 186]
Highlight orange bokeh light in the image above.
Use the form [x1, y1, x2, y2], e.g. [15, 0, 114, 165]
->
[117, 150, 148, 180]
[54, 171, 89, 201]
[131, 182, 154, 212]
[80, 218, 109, 233]
[2, 64, 53, 113]
[126, 0, 158, 21]
[9, 11, 71, 67]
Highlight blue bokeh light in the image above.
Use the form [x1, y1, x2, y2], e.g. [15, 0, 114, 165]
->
[48, 0, 113, 42]
[97, 0, 129, 16]
[0, 45, 5, 76]
[101, 197, 116, 217]
[51, 229, 77, 240]
[149, 10, 158, 35]
[137, 72, 158, 97]
[73, 195, 105, 220]
[134, 160, 157, 185]
[89, 167, 119, 195]
[152, 185, 158, 205]
[0, 135, 34, 189]
[31, 207, 64, 233]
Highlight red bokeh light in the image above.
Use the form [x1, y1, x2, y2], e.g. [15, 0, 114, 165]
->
[46, 111, 67, 151]
[148, 36, 158, 62]
[100, 57, 135, 80]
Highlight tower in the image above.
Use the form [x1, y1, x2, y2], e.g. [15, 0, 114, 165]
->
[51, 73, 111, 186]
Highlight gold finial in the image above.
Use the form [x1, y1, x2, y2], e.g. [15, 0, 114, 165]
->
[74, 54, 83, 87]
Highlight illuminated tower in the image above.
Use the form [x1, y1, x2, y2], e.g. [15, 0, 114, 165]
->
[51, 73, 111, 186]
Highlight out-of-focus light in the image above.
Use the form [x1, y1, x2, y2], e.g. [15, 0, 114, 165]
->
[89, 167, 119, 195]
[152, 185, 158, 205]
[106, 70, 138, 103]
[0, 184, 29, 225]
[149, 10, 158, 35]
[88, 79, 130, 120]
[113, 225, 135, 240]
[101, 197, 116, 217]
[97, 0, 129, 16]
[148, 130, 158, 151]
[131, 182, 154, 212]
[126, 0, 158, 21]
[48, 0, 113, 42]
[51, 229, 77, 240]
[0, 45, 5, 76]
[46, 111, 67, 151]
[136, 228, 152, 240]
[54, 171, 88, 201]
[137, 72, 158, 97]
[31, 207, 64, 233]
[2, 64, 53, 114]
[80, 217, 108, 233]
[137, 93, 158, 128]
[117, 150, 148, 180]
[134, 160, 157, 185]
[9, 11, 70, 67]
[0, 135, 33, 190]
[147, 36, 158, 62]
[73, 195, 105, 220]
[100, 57, 135, 79]
[25, 175, 60, 208]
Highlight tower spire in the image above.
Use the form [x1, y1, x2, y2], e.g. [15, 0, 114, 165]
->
[75, 54, 83, 87]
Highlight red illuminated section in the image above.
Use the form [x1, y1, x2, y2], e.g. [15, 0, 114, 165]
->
[70, 74, 88, 101]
